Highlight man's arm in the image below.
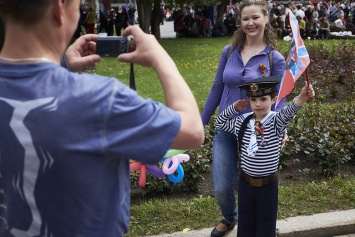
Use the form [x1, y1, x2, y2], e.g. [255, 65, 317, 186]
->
[118, 26, 204, 149]
[62, 34, 101, 72]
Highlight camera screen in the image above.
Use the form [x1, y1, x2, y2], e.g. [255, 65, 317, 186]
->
[96, 36, 130, 57]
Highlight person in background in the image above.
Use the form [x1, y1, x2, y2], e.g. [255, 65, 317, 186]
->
[115, 6, 129, 36]
[215, 76, 315, 237]
[128, 4, 136, 25]
[201, 0, 286, 236]
[224, 13, 237, 36]
[306, 15, 318, 39]
[99, 0, 108, 33]
[297, 15, 306, 38]
[270, 3, 281, 20]
[212, 17, 227, 37]
[107, 9, 115, 36]
[86, 7, 96, 34]
[318, 17, 330, 39]
[0, 1, 204, 236]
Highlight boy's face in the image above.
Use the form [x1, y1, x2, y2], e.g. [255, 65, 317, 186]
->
[249, 95, 277, 119]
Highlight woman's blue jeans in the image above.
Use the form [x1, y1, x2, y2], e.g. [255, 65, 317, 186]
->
[212, 129, 238, 224]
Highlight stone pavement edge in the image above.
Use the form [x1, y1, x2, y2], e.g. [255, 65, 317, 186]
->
[146, 209, 355, 237]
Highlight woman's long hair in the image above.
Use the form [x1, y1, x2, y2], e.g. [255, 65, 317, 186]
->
[232, 0, 278, 50]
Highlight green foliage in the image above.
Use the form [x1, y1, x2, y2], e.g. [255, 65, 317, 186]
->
[280, 40, 355, 176]
[282, 101, 354, 176]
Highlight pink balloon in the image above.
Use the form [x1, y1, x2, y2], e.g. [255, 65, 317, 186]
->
[130, 162, 142, 172]
[162, 156, 179, 174]
[139, 164, 147, 187]
[176, 154, 190, 163]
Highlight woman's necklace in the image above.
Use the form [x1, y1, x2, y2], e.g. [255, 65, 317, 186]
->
[0, 56, 51, 63]
[241, 50, 254, 57]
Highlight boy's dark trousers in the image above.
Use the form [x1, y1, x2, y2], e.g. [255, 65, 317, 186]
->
[237, 176, 278, 237]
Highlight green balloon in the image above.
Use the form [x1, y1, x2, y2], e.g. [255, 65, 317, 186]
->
[163, 149, 187, 158]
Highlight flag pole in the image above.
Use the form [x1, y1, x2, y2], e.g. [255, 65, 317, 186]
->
[305, 68, 310, 87]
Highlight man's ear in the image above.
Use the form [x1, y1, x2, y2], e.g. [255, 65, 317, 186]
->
[272, 96, 278, 104]
[53, 0, 66, 26]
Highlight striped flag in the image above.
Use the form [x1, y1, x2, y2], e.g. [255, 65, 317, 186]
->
[276, 11, 310, 106]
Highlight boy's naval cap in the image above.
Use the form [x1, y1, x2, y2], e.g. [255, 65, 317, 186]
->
[238, 76, 282, 97]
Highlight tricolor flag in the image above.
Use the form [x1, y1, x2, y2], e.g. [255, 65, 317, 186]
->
[276, 11, 310, 106]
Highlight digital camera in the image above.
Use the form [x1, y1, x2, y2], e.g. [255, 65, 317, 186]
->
[96, 36, 130, 57]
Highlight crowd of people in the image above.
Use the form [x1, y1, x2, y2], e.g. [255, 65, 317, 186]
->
[166, 1, 355, 40]
[74, 3, 136, 39]
[171, 4, 239, 38]
[269, 0, 355, 40]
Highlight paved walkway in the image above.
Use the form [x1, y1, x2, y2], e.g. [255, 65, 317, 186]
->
[151, 20, 355, 237]
[147, 209, 355, 237]
[159, 21, 176, 39]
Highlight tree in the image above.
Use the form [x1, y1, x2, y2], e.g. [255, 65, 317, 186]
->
[216, 0, 229, 20]
[150, 0, 162, 39]
[136, 0, 153, 34]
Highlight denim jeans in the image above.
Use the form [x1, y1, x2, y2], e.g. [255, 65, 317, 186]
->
[212, 129, 238, 224]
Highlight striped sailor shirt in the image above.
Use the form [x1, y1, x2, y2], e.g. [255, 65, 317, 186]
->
[215, 99, 301, 177]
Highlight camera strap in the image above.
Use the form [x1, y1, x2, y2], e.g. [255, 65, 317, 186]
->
[129, 63, 136, 90]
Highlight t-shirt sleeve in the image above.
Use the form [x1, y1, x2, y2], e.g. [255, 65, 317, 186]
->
[105, 81, 181, 164]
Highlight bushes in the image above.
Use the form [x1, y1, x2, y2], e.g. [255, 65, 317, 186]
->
[130, 123, 213, 194]
[280, 100, 354, 176]
[280, 40, 355, 176]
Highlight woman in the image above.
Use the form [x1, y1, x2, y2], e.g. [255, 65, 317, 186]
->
[86, 7, 96, 34]
[115, 6, 129, 36]
[306, 16, 318, 39]
[201, 0, 286, 236]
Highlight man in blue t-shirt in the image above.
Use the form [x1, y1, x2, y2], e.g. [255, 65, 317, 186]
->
[0, 0, 204, 236]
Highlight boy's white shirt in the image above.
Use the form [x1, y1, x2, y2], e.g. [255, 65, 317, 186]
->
[247, 111, 276, 157]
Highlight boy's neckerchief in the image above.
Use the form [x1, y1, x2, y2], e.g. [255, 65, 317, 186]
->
[247, 112, 274, 156]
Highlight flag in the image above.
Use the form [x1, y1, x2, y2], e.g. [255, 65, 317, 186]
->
[276, 11, 310, 106]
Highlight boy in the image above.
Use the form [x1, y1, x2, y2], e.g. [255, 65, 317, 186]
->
[215, 76, 315, 237]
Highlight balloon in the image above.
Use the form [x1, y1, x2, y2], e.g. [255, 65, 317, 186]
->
[146, 165, 165, 179]
[162, 156, 179, 174]
[163, 149, 187, 158]
[139, 164, 147, 187]
[176, 154, 190, 163]
[130, 151, 191, 187]
[130, 162, 142, 172]
[167, 164, 184, 183]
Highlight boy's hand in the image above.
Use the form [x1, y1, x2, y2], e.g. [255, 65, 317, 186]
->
[233, 99, 249, 111]
[295, 83, 315, 107]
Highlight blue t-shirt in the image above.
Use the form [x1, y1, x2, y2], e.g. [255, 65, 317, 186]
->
[0, 62, 181, 237]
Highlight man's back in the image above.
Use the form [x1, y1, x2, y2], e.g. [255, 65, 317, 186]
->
[0, 62, 180, 237]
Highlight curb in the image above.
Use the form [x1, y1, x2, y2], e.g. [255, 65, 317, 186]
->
[276, 209, 355, 237]
[147, 209, 355, 237]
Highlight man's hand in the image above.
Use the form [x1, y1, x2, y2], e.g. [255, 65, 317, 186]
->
[65, 34, 101, 72]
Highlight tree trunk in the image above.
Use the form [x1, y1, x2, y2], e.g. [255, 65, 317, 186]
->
[136, 0, 153, 33]
[150, 0, 161, 39]
[217, 0, 228, 20]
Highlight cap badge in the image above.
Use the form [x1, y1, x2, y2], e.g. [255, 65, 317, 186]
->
[250, 83, 258, 92]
